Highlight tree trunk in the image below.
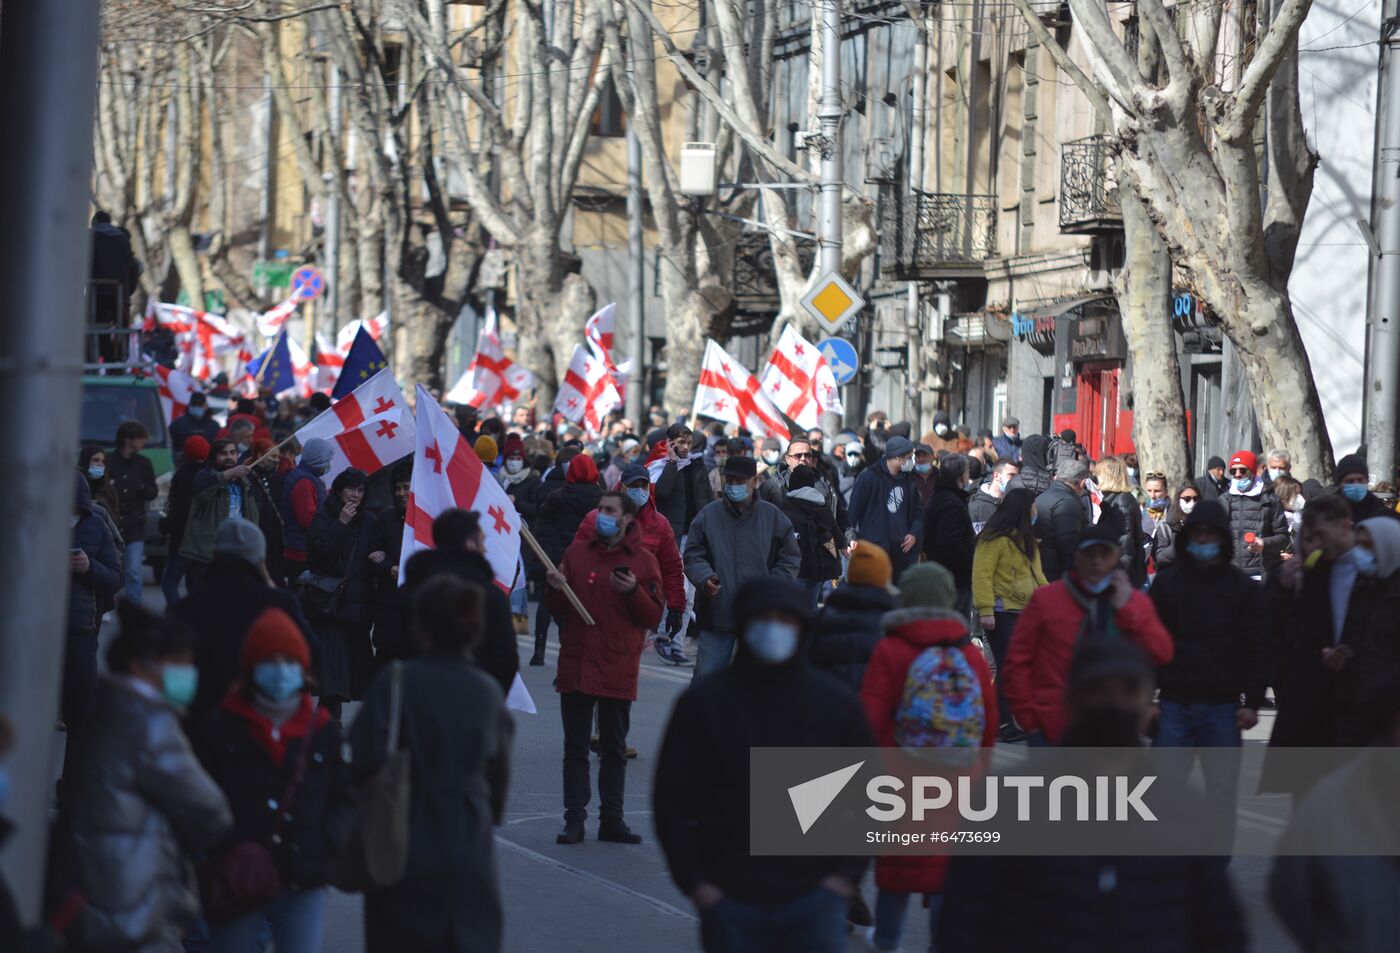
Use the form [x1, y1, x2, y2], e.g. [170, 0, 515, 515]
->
[393, 279, 455, 395]
[1119, 192, 1191, 485]
[167, 224, 204, 307]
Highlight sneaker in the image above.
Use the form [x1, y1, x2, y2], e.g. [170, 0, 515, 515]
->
[512, 613, 529, 635]
[557, 820, 585, 845]
[653, 636, 674, 663]
[848, 890, 873, 927]
[598, 819, 643, 844]
[529, 653, 545, 666]
[625, 746, 638, 760]
[663, 640, 692, 666]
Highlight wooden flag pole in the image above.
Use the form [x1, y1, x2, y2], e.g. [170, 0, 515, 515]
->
[520, 524, 596, 626]
[247, 430, 302, 470]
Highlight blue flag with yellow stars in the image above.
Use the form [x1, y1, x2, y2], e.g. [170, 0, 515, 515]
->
[333, 325, 389, 399]
[247, 329, 295, 394]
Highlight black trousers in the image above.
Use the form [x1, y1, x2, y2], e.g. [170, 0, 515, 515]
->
[989, 610, 1022, 727]
[560, 692, 631, 822]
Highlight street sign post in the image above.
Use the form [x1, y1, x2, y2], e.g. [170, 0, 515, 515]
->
[291, 264, 326, 301]
[800, 271, 865, 336]
[253, 259, 293, 289]
[818, 337, 859, 384]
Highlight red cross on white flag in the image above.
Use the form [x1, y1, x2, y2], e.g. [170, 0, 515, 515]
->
[553, 344, 622, 433]
[255, 293, 305, 338]
[758, 325, 845, 431]
[444, 326, 536, 411]
[144, 302, 249, 381]
[153, 364, 202, 424]
[293, 367, 408, 448]
[693, 339, 788, 438]
[334, 311, 390, 355]
[584, 302, 632, 401]
[319, 406, 416, 483]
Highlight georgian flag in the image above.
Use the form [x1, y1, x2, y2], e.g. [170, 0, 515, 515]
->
[759, 325, 844, 431]
[335, 311, 390, 355]
[313, 332, 341, 393]
[321, 408, 415, 482]
[255, 293, 304, 338]
[144, 301, 249, 381]
[584, 302, 632, 399]
[153, 364, 202, 424]
[444, 327, 536, 410]
[693, 339, 787, 438]
[554, 344, 622, 433]
[294, 367, 407, 447]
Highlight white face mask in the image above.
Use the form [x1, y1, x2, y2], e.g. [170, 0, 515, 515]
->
[1178, 499, 1197, 515]
[762, 451, 781, 465]
[745, 620, 800, 664]
[505, 459, 524, 474]
[934, 423, 950, 437]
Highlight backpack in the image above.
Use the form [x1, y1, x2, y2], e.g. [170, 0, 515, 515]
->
[892, 637, 987, 749]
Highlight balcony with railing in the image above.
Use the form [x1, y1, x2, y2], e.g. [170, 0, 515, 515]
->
[879, 188, 997, 279]
[1059, 135, 1123, 234]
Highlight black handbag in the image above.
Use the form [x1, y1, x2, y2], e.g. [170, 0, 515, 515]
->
[296, 570, 347, 619]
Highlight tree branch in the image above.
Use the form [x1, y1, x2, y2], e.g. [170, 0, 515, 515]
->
[1224, 0, 1313, 139]
[1136, 0, 1192, 92]
[1008, 0, 1113, 128]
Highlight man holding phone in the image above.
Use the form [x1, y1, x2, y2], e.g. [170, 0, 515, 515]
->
[546, 491, 665, 847]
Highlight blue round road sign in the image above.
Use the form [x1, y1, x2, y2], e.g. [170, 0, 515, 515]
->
[818, 337, 859, 385]
[291, 265, 326, 301]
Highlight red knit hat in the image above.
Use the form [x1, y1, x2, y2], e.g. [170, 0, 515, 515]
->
[1228, 450, 1258, 473]
[567, 453, 600, 485]
[240, 608, 310, 673]
[183, 435, 211, 462]
[501, 435, 526, 459]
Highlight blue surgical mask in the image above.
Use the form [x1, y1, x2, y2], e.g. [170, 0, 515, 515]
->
[915, 463, 932, 475]
[596, 513, 622, 538]
[1342, 483, 1368, 503]
[1147, 497, 1168, 511]
[1352, 547, 1378, 575]
[1267, 467, 1284, 482]
[87, 465, 105, 480]
[626, 487, 650, 508]
[188, 405, 206, 419]
[1186, 541, 1221, 563]
[724, 483, 751, 503]
[253, 660, 305, 702]
[1233, 477, 1255, 493]
[1082, 575, 1113, 595]
[161, 664, 199, 709]
[745, 620, 800, 664]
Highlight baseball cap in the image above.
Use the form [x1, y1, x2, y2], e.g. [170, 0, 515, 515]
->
[1076, 522, 1121, 552]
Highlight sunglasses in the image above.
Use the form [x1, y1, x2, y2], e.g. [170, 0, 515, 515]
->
[1230, 467, 1251, 476]
[1144, 471, 1166, 481]
[789, 451, 814, 460]
[1179, 494, 1200, 502]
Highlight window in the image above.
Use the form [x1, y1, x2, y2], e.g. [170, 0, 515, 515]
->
[591, 76, 626, 137]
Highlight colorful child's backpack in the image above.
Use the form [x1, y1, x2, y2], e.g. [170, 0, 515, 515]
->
[893, 637, 986, 749]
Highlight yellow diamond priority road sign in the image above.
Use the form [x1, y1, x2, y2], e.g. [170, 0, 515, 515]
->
[801, 271, 865, 336]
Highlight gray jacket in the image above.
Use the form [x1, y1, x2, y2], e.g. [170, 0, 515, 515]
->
[684, 498, 802, 633]
[72, 678, 232, 953]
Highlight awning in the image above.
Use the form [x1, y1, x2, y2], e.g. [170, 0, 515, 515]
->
[945, 311, 1013, 347]
[1010, 294, 1117, 354]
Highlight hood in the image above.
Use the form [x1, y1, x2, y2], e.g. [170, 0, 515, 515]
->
[730, 577, 815, 674]
[567, 453, 600, 485]
[932, 411, 951, 428]
[1020, 434, 1049, 471]
[1359, 516, 1400, 578]
[934, 473, 968, 495]
[882, 605, 969, 645]
[1181, 500, 1235, 561]
[73, 470, 93, 515]
[823, 583, 900, 614]
[787, 485, 827, 505]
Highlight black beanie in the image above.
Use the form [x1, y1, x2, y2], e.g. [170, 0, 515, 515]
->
[1335, 454, 1368, 483]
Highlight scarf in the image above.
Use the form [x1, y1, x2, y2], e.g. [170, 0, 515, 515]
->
[1064, 573, 1120, 645]
[221, 691, 327, 765]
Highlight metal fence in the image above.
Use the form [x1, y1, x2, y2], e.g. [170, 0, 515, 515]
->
[880, 188, 998, 276]
[1059, 136, 1122, 232]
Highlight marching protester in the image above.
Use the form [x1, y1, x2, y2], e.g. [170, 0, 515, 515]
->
[1002, 523, 1173, 744]
[1197, 455, 1229, 503]
[1149, 500, 1269, 850]
[1008, 434, 1054, 495]
[805, 541, 899, 691]
[279, 438, 333, 587]
[195, 609, 354, 953]
[1095, 456, 1147, 587]
[759, 435, 854, 547]
[967, 458, 1018, 532]
[1335, 453, 1399, 522]
[834, 439, 865, 500]
[1150, 481, 1201, 573]
[1272, 474, 1306, 545]
[170, 391, 219, 452]
[497, 435, 542, 523]
[1264, 448, 1293, 486]
[170, 517, 317, 725]
[1219, 450, 1290, 579]
[921, 453, 976, 612]
[991, 416, 1022, 463]
[910, 443, 938, 508]
[547, 491, 664, 845]
[653, 423, 714, 544]
[78, 445, 123, 548]
[860, 561, 997, 951]
[777, 463, 844, 606]
[399, 509, 521, 693]
[305, 468, 380, 717]
[182, 438, 263, 593]
[66, 604, 232, 953]
[848, 435, 924, 579]
[1033, 458, 1090, 581]
[684, 454, 802, 678]
[350, 574, 513, 953]
[577, 464, 688, 665]
[161, 435, 210, 604]
[971, 488, 1047, 740]
[532, 452, 605, 665]
[108, 420, 159, 604]
[655, 578, 874, 953]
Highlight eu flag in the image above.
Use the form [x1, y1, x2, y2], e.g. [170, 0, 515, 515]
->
[333, 325, 389, 399]
[247, 330, 295, 394]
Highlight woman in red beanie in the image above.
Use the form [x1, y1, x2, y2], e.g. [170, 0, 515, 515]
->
[196, 607, 354, 953]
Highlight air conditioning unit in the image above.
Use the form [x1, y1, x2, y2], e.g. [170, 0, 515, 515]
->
[679, 142, 717, 196]
[1084, 234, 1125, 290]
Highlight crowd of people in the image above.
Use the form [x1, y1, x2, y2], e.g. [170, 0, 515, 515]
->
[18, 391, 1400, 953]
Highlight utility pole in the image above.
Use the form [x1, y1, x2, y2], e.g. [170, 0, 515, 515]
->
[817, 0, 844, 277]
[0, 0, 100, 924]
[626, 126, 646, 424]
[1366, 2, 1400, 485]
[323, 55, 342, 337]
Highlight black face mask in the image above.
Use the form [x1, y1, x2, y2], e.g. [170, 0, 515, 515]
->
[1063, 707, 1142, 747]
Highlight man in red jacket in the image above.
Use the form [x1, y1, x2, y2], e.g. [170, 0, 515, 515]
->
[546, 490, 665, 846]
[1003, 522, 1174, 744]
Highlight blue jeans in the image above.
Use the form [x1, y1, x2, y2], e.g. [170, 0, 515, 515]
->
[699, 886, 847, 953]
[209, 887, 326, 953]
[798, 578, 824, 608]
[872, 890, 943, 952]
[122, 538, 145, 604]
[1153, 701, 1242, 851]
[161, 550, 187, 606]
[692, 630, 735, 681]
[510, 581, 528, 615]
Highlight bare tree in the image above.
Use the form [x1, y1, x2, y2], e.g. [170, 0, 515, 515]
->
[1012, 0, 1330, 478]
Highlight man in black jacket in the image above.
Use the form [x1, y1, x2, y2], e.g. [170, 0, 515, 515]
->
[400, 509, 520, 695]
[168, 392, 218, 457]
[653, 423, 714, 544]
[1149, 500, 1268, 850]
[1335, 452, 1400, 523]
[107, 420, 159, 605]
[759, 435, 854, 546]
[1197, 455, 1229, 503]
[1034, 459, 1089, 580]
[169, 517, 318, 726]
[968, 458, 1018, 531]
[654, 578, 873, 951]
[923, 453, 975, 612]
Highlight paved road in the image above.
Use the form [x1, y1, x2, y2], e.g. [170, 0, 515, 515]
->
[93, 579, 1298, 952]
